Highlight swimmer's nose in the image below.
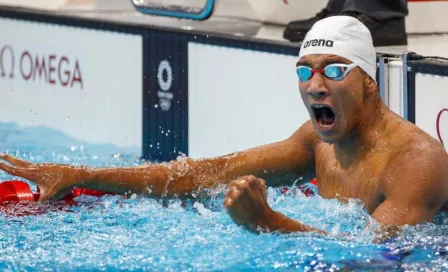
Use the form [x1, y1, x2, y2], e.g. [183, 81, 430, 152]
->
[308, 89, 329, 99]
[307, 73, 329, 99]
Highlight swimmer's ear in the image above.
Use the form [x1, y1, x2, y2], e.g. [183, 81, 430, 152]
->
[362, 73, 377, 94]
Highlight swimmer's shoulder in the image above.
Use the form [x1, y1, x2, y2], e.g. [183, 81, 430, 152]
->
[380, 120, 448, 207]
[401, 118, 446, 154]
[387, 118, 448, 185]
[386, 113, 445, 154]
[389, 132, 448, 209]
[381, 113, 448, 176]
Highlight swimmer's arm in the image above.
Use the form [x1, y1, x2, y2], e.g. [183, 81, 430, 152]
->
[259, 210, 328, 235]
[369, 148, 448, 242]
[0, 122, 316, 201]
[85, 121, 316, 197]
[224, 175, 327, 235]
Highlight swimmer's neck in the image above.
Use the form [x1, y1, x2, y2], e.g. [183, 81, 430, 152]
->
[334, 97, 388, 163]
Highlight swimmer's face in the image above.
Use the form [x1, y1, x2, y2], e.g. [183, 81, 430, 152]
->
[297, 54, 369, 143]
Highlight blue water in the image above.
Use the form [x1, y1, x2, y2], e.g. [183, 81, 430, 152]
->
[0, 123, 447, 271]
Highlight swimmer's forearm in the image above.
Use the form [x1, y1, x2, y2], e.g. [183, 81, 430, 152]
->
[264, 211, 327, 235]
[79, 164, 170, 196]
[79, 157, 246, 197]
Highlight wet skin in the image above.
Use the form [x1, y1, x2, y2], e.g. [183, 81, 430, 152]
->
[0, 54, 447, 240]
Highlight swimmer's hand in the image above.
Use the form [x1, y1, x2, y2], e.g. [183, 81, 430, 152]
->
[0, 153, 89, 202]
[224, 175, 326, 235]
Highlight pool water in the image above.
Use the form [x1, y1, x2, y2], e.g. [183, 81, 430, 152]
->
[0, 123, 447, 271]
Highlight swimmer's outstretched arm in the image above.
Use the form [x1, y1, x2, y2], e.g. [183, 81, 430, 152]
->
[0, 122, 317, 202]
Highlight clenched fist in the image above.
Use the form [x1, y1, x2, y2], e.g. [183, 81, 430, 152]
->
[224, 175, 277, 233]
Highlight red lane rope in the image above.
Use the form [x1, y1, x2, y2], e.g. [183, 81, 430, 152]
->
[436, 108, 448, 145]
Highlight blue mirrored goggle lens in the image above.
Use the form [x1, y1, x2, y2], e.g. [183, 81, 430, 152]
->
[324, 65, 344, 79]
[296, 65, 346, 82]
[296, 67, 312, 82]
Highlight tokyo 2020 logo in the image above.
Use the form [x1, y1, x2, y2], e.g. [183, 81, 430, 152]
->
[157, 60, 174, 111]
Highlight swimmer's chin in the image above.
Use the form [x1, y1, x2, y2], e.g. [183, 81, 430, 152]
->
[313, 129, 338, 144]
[317, 134, 340, 145]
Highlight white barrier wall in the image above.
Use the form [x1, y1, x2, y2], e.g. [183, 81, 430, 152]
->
[0, 18, 143, 152]
[415, 74, 448, 146]
[387, 60, 404, 118]
[188, 42, 308, 158]
[385, 58, 448, 151]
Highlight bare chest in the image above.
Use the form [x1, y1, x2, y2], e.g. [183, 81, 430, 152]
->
[314, 146, 387, 214]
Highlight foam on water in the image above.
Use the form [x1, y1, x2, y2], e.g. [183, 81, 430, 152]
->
[0, 123, 447, 271]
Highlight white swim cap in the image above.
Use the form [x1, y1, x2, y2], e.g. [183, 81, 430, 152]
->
[298, 16, 377, 82]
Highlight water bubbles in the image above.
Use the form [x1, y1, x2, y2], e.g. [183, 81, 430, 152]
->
[154, 104, 158, 109]
[273, 261, 283, 268]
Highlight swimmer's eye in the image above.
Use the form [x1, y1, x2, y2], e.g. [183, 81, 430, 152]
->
[296, 63, 358, 82]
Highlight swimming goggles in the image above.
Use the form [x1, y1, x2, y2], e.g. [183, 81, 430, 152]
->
[296, 63, 358, 82]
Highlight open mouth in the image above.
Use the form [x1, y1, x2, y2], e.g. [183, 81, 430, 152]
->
[312, 105, 336, 130]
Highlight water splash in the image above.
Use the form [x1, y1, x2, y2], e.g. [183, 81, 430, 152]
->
[0, 125, 446, 271]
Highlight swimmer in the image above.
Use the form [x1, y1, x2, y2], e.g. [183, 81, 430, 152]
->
[0, 16, 447, 241]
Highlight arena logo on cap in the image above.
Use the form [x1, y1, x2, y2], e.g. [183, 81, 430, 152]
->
[303, 39, 334, 49]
